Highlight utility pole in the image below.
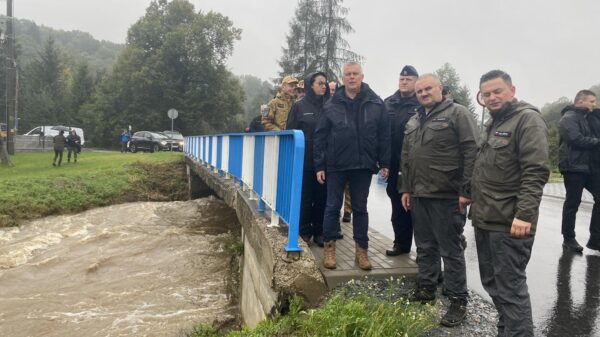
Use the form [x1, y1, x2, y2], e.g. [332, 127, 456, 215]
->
[5, 0, 16, 155]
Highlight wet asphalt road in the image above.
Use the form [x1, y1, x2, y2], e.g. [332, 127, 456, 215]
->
[367, 177, 600, 337]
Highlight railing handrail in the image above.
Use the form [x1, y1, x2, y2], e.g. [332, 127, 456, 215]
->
[184, 131, 305, 252]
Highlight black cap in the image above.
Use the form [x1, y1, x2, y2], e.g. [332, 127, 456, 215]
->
[400, 65, 418, 77]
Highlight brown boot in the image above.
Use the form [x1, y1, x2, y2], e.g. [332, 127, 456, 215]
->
[323, 241, 336, 269]
[355, 244, 372, 270]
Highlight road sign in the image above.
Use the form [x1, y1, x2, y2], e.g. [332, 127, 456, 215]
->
[168, 108, 178, 119]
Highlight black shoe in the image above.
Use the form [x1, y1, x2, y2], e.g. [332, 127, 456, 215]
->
[335, 231, 344, 240]
[441, 298, 467, 327]
[342, 212, 351, 223]
[461, 234, 467, 250]
[586, 241, 600, 251]
[301, 235, 312, 245]
[313, 235, 324, 247]
[386, 245, 410, 256]
[52, 163, 56, 167]
[409, 287, 436, 303]
[563, 238, 583, 253]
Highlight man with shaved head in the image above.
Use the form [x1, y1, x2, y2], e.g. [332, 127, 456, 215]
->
[399, 73, 479, 327]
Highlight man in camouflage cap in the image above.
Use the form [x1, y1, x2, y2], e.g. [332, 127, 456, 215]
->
[262, 75, 298, 131]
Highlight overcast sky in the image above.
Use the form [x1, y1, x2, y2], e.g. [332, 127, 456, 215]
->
[6, 0, 600, 108]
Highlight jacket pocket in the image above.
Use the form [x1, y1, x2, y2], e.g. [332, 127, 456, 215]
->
[423, 122, 451, 145]
[428, 164, 459, 194]
[478, 189, 518, 226]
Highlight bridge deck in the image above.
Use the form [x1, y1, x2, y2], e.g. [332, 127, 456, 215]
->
[309, 221, 418, 289]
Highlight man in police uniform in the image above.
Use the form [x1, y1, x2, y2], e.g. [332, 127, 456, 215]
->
[400, 73, 479, 327]
[471, 70, 549, 337]
[262, 75, 298, 131]
[384, 65, 420, 256]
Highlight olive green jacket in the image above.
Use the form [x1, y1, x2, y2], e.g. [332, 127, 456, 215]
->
[470, 100, 550, 234]
[399, 99, 480, 199]
[262, 92, 295, 131]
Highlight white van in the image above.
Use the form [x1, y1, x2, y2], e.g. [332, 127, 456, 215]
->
[24, 126, 85, 146]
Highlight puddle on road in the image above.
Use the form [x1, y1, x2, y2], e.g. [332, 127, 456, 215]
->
[0, 197, 240, 337]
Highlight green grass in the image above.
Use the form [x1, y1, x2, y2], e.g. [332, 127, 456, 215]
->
[189, 279, 436, 337]
[0, 151, 187, 226]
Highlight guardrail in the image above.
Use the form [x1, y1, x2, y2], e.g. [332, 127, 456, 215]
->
[184, 131, 305, 252]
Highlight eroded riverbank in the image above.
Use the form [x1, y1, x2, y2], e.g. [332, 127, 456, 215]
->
[0, 197, 240, 337]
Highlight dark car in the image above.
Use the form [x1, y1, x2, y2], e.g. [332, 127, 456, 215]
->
[160, 131, 184, 151]
[129, 131, 177, 153]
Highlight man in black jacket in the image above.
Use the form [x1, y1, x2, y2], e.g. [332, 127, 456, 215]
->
[384, 65, 420, 256]
[314, 62, 390, 270]
[558, 90, 600, 252]
[286, 72, 330, 247]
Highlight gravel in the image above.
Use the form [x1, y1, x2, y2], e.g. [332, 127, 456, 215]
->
[335, 278, 499, 337]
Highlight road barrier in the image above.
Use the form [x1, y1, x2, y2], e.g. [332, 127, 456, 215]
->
[184, 131, 305, 252]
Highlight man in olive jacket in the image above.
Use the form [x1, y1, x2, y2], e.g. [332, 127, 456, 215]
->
[558, 90, 600, 252]
[400, 73, 479, 327]
[262, 75, 298, 131]
[471, 70, 549, 337]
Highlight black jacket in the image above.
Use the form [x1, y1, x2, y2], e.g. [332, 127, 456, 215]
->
[383, 91, 419, 172]
[248, 115, 264, 132]
[286, 72, 330, 171]
[558, 105, 600, 174]
[588, 108, 600, 171]
[313, 82, 390, 173]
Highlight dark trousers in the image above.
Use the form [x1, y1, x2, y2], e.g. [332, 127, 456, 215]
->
[475, 228, 534, 337]
[67, 146, 78, 162]
[121, 141, 128, 152]
[323, 169, 372, 249]
[299, 170, 326, 237]
[53, 149, 63, 165]
[386, 166, 413, 250]
[561, 172, 600, 243]
[411, 197, 467, 299]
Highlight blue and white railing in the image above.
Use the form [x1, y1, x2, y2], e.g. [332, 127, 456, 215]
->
[184, 131, 305, 252]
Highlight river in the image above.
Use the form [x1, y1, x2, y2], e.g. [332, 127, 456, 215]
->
[0, 197, 240, 337]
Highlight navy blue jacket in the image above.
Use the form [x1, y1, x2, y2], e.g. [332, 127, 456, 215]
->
[383, 91, 419, 172]
[313, 82, 390, 173]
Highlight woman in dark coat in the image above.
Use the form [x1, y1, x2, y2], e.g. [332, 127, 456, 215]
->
[286, 72, 330, 247]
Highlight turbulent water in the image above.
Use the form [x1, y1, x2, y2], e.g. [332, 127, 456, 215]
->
[0, 198, 240, 337]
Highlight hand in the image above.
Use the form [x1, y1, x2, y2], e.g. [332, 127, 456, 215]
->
[380, 168, 389, 180]
[510, 218, 531, 238]
[458, 196, 471, 215]
[316, 171, 326, 184]
[401, 193, 411, 212]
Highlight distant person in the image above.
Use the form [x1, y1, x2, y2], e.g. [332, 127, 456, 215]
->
[120, 129, 130, 153]
[286, 72, 330, 247]
[558, 90, 600, 252]
[383, 65, 420, 256]
[66, 130, 81, 163]
[295, 80, 306, 100]
[247, 105, 268, 133]
[314, 61, 390, 271]
[471, 69, 549, 337]
[589, 107, 600, 251]
[400, 73, 479, 327]
[328, 81, 337, 96]
[262, 76, 298, 131]
[52, 130, 67, 167]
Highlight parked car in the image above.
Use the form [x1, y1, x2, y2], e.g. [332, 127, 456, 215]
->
[129, 131, 178, 153]
[160, 130, 184, 151]
[24, 126, 85, 146]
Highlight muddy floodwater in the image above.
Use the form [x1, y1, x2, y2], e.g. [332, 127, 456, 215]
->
[0, 197, 240, 337]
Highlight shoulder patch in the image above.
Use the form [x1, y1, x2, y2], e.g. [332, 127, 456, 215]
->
[277, 103, 285, 109]
[494, 131, 512, 137]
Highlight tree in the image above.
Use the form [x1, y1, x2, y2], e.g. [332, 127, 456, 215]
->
[86, 0, 245, 148]
[435, 63, 475, 113]
[278, 0, 361, 83]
